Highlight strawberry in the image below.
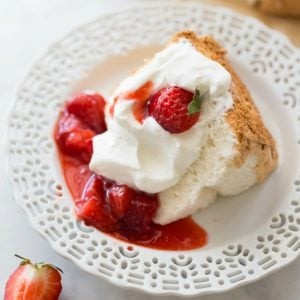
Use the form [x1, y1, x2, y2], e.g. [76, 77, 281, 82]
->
[4, 255, 62, 300]
[122, 193, 158, 235]
[55, 113, 95, 163]
[107, 183, 158, 235]
[107, 184, 135, 219]
[147, 86, 206, 134]
[76, 174, 118, 232]
[66, 92, 107, 133]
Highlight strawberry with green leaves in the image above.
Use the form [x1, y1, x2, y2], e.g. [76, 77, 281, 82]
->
[148, 86, 209, 134]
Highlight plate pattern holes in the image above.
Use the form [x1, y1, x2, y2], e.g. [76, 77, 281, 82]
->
[214, 270, 220, 277]
[129, 260, 139, 270]
[117, 274, 123, 279]
[257, 236, 264, 242]
[121, 261, 128, 270]
[159, 269, 166, 275]
[281, 252, 287, 258]
[276, 228, 285, 234]
[152, 272, 158, 279]
[171, 256, 192, 267]
[60, 241, 66, 247]
[180, 270, 187, 279]
[69, 232, 77, 240]
[101, 240, 107, 246]
[223, 244, 243, 256]
[218, 265, 226, 270]
[87, 261, 93, 266]
[104, 246, 112, 252]
[206, 256, 213, 263]
[152, 257, 158, 264]
[169, 264, 178, 271]
[218, 279, 224, 285]
[170, 271, 178, 278]
[205, 269, 211, 275]
[238, 258, 246, 266]
[119, 245, 138, 258]
[87, 246, 96, 252]
[92, 253, 99, 259]
[151, 282, 157, 288]
[271, 214, 287, 229]
[91, 240, 98, 247]
[248, 269, 254, 275]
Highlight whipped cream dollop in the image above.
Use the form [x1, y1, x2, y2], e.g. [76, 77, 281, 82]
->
[90, 40, 233, 193]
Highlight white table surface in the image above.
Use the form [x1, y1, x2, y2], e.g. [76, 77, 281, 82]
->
[1, 0, 300, 299]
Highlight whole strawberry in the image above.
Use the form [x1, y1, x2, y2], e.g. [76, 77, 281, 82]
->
[147, 86, 206, 134]
[4, 255, 62, 300]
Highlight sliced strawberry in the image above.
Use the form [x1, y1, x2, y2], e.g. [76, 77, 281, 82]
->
[148, 86, 203, 134]
[55, 112, 95, 163]
[106, 183, 158, 235]
[76, 174, 118, 232]
[122, 193, 158, 235]
[4, 255, 62, 300]
[66, 92, 107, 133]
[107, 184, 135, 219]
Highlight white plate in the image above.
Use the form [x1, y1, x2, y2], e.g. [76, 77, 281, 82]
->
[6, 2, 300, 296]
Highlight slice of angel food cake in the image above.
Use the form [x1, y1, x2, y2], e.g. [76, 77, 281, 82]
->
[90, 31, 278, 225]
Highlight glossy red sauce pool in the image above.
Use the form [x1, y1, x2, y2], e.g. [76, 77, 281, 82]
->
[109, 80, 153, 123]
[57, 150, 208, 250]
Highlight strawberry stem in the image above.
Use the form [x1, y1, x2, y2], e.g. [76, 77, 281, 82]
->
[14, 254, 31, 265]
[14, 254, 63, 273]
[187, 86, 210, 115]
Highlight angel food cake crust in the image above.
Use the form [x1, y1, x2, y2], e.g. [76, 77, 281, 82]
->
[171, 31, 278, 181]
[153, 31, 278, 224]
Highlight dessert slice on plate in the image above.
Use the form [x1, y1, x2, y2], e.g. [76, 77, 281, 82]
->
[56, 31, 278, 249]
[90, 31, 278, 225]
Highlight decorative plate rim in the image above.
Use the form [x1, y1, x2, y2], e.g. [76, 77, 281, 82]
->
[5, 1, 300, 296]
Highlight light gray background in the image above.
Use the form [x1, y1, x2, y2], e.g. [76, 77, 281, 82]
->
[1, 0, 299, 299]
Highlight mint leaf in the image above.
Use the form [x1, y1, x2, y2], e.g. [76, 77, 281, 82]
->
[187, 87, 210, 115]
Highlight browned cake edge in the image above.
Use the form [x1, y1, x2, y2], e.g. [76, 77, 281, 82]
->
[171, 31, 278, 182]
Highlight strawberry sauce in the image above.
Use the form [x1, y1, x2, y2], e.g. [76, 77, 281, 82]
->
[110, 80, 153, 123]
[57, 150, 208, 250]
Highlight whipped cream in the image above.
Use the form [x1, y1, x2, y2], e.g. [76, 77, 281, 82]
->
[90, 40, 233, 193]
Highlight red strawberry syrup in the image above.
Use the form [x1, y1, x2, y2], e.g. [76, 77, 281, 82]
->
[57, 149, 208, 251]
[110, 81, 153, 123]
